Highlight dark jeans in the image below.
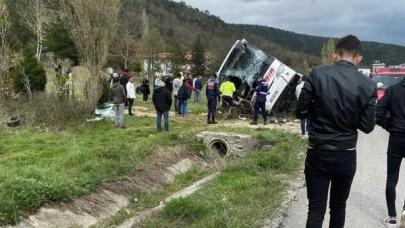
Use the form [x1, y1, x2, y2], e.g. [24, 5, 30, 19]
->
[301, 118, 310, 135]
[207, 96, 217, 122]
[179, 100, 188, 117]
[128, 98, 134, 115]
[222, 96, 233, 108]
[386, 136, 405, 217]
[143, 93, 149, 102]
[156, 111, 169, 131]
[253, 101, 267, 121]
[305, 149, 356, 228]
[174, 95, 179, 113]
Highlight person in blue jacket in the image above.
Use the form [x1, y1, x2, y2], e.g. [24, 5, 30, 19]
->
[206, 74, 220, 124]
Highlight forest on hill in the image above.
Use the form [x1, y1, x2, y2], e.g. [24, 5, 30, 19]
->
[129, 0, 405, 68]
[117, 0, 320, 71]
[3, 0, 405, 75]
[235, 24, 405, 65]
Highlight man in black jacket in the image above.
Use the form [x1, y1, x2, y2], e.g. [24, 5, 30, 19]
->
[377, 78, 405, 227]
[152, 82, 172, 132]
[296, 35, 377, 228]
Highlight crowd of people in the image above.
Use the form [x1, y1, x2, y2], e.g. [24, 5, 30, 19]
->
[108, 72, 204, 130]
[107, 69, 275, 131]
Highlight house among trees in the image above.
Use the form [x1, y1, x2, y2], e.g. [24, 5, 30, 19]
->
[143, 49, 214, 77]
[372, 61, 386, 72]
[143, 52, 172, 77]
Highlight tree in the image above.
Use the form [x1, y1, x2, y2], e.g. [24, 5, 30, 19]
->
[14, 0, 47, 61]
[139, 27, 164, 76]
[321, 38, 335, 65]
[141, 9, 149, 36]
[115, 14, 137, 70]
[169, 42, 184, 77]
[60, 0, 121, 110]
[43, 20, 79, 64]
[302, 60, 311, 75]
[0, 0, 11, 90]
[14, 44, 47, 94]
[0, 0, 9, 48]
[192, 37, 206, 75]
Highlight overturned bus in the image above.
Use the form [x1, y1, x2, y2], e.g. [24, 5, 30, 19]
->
[217, 39, 303, 115]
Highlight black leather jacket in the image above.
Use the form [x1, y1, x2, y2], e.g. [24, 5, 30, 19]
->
[296, 60, 377, 151]
[376, 79, 405, 136]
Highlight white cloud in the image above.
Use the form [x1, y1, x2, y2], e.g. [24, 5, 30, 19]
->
[173, 0, 405, 45]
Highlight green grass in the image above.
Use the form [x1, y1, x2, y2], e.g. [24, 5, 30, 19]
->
[0, 117, 205, 225]
[93, 165, 208, 228]
[143, 129, 305, 228]
[0, 92, 304, 226]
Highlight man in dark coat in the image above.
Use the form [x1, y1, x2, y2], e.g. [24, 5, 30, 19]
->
[152, 82, 172, 132]
[177, 79, 190, 117]
[141, 75, 150, 103]
[377, 78, 405, 227]
[296, 35, 377, 228]
[120, 71, 130, 106]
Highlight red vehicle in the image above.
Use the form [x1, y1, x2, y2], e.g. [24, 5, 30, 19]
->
[371, 66, 405, 101]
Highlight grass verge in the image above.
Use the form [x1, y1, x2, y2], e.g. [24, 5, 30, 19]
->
[142, 129, 305, 227]
[0, 116, 205, 225]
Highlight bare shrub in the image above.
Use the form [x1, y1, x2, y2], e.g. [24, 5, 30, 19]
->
[29, 93, 91, 129]
[1, 92, 91, 130]
[60, 0, 121, 111]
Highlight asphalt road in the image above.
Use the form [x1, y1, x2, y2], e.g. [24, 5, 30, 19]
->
[282, 127, 405, 228]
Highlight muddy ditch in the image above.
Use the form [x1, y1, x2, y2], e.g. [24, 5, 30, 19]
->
[10, 146, 202, 228]
[10, 131, 277, 228]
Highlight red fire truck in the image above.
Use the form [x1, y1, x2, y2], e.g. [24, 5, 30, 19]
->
[370, 66, 405, 101]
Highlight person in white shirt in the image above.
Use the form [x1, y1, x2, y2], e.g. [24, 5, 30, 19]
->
[172, 73, 183, 114]
[126, 77, 136, 116]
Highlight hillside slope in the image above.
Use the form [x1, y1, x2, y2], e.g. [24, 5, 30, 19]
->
[235, 24, 405, 65]
[123, 0, 320, 71]
[121, 0, 405, 69]
[119, 0, 405, 70]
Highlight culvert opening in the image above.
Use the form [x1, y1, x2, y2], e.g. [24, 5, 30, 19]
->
[209, 140, 229, 157]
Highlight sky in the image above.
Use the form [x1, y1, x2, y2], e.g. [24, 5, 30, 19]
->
[173, 0, 405, 46]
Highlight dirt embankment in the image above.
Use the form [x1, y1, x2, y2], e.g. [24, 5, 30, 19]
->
[11, 146, 200, 228]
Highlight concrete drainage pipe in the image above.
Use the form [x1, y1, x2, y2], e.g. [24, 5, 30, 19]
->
[196, 131, 258, 158]
[208, 139, 229, 157]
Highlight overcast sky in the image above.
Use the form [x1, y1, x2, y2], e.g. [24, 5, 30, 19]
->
[173, 0, 405, 46]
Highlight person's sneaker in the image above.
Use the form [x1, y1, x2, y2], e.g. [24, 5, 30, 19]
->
[250, 121, 258, 125]
[211, 121, 218, 124]
[385, 217, 398, 228]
